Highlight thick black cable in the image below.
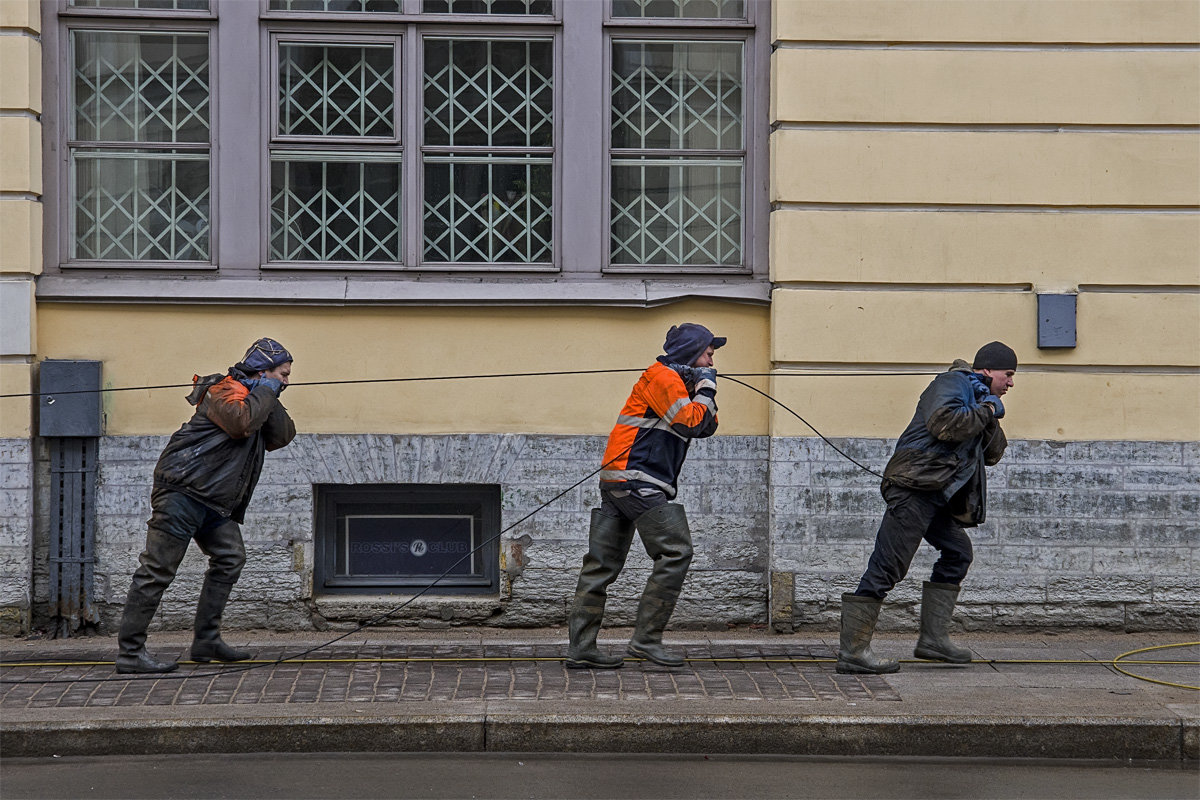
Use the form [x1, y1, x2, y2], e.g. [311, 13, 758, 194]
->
[0, 369, 937, 399]
[1, 373, 890, 685]
[723, 375, 885, 480]
[0, 443, 635, 686]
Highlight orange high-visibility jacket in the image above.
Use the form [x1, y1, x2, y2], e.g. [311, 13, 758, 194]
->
[598, 362, 718, 499]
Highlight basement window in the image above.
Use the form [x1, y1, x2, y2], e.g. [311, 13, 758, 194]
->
[314, 484, 500, 595]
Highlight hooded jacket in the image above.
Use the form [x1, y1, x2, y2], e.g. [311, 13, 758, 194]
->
[598, 362, 718, 499]
[152, 370, 296, 523]
[882, 360, 1007, 526]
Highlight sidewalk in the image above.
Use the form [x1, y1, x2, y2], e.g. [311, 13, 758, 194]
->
[1, 628, 1196, 761]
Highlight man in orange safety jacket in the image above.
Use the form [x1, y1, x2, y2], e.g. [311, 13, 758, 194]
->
[566, 323, 723, 669]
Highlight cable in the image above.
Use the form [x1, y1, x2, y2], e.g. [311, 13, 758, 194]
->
[723, 375, 885, 479]
[0, 441, 636, 686]
[0, 368, 937, 400]
[1110, 642, 1200, 691]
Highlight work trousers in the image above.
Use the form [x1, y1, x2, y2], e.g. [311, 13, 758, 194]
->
[854, 482, 973, 599]
[126, 489, 246, 609]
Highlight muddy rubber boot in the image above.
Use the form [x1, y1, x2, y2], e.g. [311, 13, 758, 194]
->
[115, 602, 178, 674]
[566, 510, 635, 669]
[913, 581, 973, 664]
[190, 578, 250, 663]
[836, 593, 900, 675]
[626, 585, 686, 667]
[626, 504, 693, 668]
[115, 530, 190, 674]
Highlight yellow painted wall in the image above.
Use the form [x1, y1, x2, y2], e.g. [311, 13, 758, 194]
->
[775, 0, 1200, 43]
[770, 0, 1200, 442]
[35, 303, 770, 437]
[0, 0, 40, 440]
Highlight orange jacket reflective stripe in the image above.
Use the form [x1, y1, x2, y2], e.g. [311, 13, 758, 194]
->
[599, 362, 717, 498]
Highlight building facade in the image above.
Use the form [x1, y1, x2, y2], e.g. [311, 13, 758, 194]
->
[1, 0, 1196, 637]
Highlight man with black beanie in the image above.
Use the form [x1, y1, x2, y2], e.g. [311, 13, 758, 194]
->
[836, 342, 1016, 675]
[115, 338, 296, 674]
[565, 323, 724, 669]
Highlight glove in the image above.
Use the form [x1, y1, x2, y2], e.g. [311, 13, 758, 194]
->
[240, 377, 283, 397]
[982, 395, 1004, 419]
[691, 367, 717, 394]
[666, 363, 695, 383]
[967, 372, 991, 401]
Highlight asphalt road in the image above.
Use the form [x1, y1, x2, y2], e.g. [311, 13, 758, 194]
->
[2, 753, 1196, 799]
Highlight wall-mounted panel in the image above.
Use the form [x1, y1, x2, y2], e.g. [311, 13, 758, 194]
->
[772, 130, 1199, 206]
[772, 289, 1199, 367]
[770, 210, 1200, 286]
[773, 50, 1199, 125]
[774, 0, 1200, 44]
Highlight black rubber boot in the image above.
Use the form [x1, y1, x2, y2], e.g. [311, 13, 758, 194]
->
[115, 530, 190, 674]
[115, 602, 179, 674]
[190, 578, 250, 663]
[913, 581, 973, 664]
[836, 593, 900, 675]
[567, 510, 635, 669]
[626, 503, 693, 668]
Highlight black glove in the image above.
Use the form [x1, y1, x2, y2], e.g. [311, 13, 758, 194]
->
[691, 367, 717, 394]
[666, 363, 695, 383]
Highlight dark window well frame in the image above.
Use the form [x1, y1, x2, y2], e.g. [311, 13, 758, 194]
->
[41, 0, 769, 303]
[314, 483, 501, 596]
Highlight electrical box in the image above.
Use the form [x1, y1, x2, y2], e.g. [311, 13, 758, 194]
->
[1037, 294, 1077, 349]
[38, 360, 103, 437]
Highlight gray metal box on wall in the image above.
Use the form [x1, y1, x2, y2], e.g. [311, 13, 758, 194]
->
[38, 360, 103, 437]
[1037, 294, 1077, 349]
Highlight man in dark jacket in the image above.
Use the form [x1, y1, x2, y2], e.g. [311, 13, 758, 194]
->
[115, 338, 297, 674]
[837, 342, 1015, 675]
[566, 323, 723, 669]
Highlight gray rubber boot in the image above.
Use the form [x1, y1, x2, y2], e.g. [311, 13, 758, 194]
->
[913, 581, 973, 664]
[115, 530, 190, 674]
[190, 578, 250, 663]
[836, 593, 900, 675]
[566, 509, 635, 669]
[627, 503, 693, 668]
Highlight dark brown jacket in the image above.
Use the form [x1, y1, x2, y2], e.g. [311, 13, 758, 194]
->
[153, 372, 296, 522]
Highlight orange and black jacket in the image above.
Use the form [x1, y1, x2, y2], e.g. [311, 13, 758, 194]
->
[599, 361, 718, 499]
[152, 371, 296, 523]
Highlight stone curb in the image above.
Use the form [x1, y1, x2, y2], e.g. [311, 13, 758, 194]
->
[3, 713, 1195, 761]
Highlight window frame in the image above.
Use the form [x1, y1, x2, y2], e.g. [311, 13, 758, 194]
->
[49, 9, 219, 271]
[41, 0, 770, 301]
[603, 31, 753, 274]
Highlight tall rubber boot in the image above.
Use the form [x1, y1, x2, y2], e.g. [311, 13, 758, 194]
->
[566, 510, 635, 669]
[627, 503, 693, 668]
[913, 581, 973, 664]
[190, 578, 250, 663]
[836, 593, 900, 675]
[115, 530, 190, 674]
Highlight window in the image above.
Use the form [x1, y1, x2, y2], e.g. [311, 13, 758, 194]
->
[315, 484, 501, 595]
[46, 1, 767, 297]
[610, 39, 744, 269]
[69, 29, 211, 263]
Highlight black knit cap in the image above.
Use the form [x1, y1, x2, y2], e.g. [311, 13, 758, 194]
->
[972, 341, 1018, 371]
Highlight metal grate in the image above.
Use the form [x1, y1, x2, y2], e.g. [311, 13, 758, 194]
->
[48, 439, 100, 638]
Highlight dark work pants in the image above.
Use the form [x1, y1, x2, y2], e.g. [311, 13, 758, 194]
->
[854, 482, 973, 600]
[126, 489, 246, 609]
[587, 487, 693, 598]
